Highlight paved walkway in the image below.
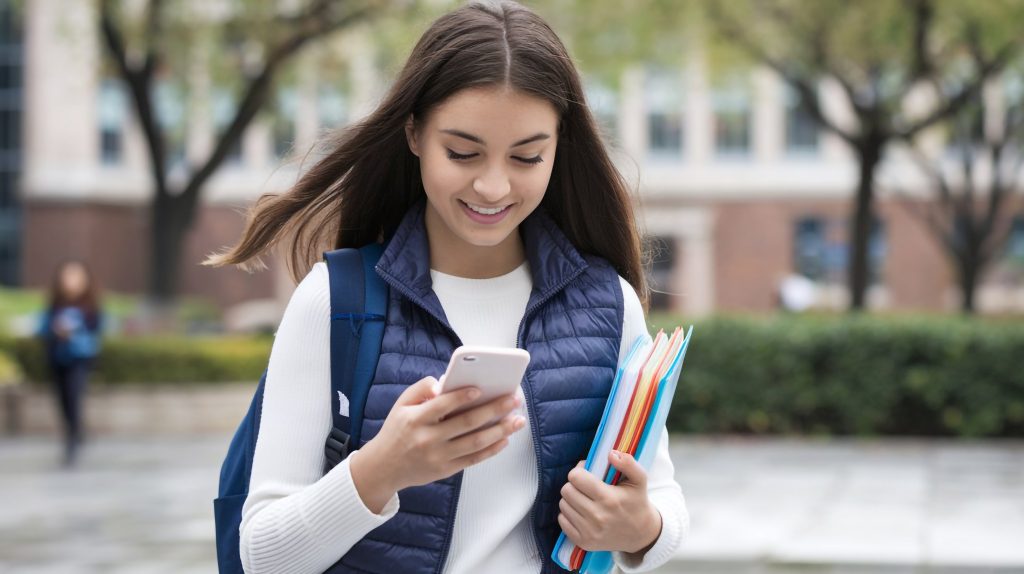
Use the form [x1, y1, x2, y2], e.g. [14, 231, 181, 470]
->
[669, 437, 1024, 574]
[1, 435, 1022, 573]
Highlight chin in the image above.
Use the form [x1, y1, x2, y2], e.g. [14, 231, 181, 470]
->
[460, 231, 512, 248]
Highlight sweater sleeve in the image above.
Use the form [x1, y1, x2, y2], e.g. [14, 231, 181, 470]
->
[239, 262, 400, 574]
[611, 276, 690, 573]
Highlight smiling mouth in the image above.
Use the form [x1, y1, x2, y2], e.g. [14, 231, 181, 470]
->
[460, 200, 511, 215]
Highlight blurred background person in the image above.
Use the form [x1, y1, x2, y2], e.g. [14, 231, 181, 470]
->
[36, 259, 103, 467]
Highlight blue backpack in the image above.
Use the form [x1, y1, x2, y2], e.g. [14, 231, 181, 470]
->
[213, 243, 389, 573]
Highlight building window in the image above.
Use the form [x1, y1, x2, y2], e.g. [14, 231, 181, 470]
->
[645, 235, 676, 311]
[0, 0, 20, 46]
[1007, 73, 1024, 106]
[645, 69, 683, 159]
[273, 86, 297, 159]
[318, 84, 347, 130]
[156, 80, 188, 168]
[98, 78, 125, 165]
[0, 107, 16, 156]
[1005, 73, 1023, 155]
[712, 77, 751, 157]
[794, 217, 827, 281]
[1006, 217, 1024, 267]
[0, 169, 14, 208]
[585, 80, 618, 145]
[212, 88, 243, 166]
[784, 85, 818, 153]
[868, 219, 887, 285]
[794, 216, 886, 285]
[0, 0, 20, 286]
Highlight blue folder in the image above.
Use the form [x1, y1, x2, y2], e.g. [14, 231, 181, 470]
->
[552, 326, 693, 573]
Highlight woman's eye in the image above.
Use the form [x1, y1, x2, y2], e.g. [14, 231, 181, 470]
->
[514, 156, 544, 165]
[446, 149, 477, 161]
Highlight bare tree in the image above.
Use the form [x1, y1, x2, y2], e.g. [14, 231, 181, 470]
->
[97, 0, 385, 302]
[897, 84, 1024, 313]
[709, 0, 1020, 311]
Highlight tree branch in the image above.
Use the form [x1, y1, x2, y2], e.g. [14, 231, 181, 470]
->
[707, 2, 858, 146]
[889, 183, 959, 256]
[958, 125, 978, 246]
[177, 2, 376, 220]
[142, 0, 165, 78]
[98, 0, 132, 80]
[806, 10, 871, 124]
[900, 32, 1020, 140]
[98, 0, 167, 192]
[907, 0, 934, 82]
[906, 143, 958, 221]
[977, 110, 1021, 262]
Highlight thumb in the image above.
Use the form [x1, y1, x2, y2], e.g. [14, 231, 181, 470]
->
[396, 376, 440, 406]
[609, 450, 647, 488]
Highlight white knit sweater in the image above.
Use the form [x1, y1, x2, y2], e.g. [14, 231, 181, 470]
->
[240, 260, 689, 574]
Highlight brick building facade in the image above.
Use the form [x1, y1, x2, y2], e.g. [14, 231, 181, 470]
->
[10, 1, 1024, 326]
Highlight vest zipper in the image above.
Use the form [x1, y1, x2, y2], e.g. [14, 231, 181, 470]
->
[378, 263, 584, 574]
[516, 270, 583, 573]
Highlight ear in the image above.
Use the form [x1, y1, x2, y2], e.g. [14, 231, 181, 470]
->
[405, 115, 420, 157]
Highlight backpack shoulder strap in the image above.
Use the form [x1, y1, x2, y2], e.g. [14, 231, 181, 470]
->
[322, 242, 388, 471]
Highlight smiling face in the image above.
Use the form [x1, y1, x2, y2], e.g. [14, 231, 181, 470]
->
[406, 86, 559, 278]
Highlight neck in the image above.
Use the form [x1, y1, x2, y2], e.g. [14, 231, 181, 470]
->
[425, 207, 526, 279]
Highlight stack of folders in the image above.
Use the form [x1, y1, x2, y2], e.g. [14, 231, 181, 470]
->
[551, 325, 694, 573]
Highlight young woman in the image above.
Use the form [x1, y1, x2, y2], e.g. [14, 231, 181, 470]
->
[38, 259, 103, 467]
[209, 1, 688, 572]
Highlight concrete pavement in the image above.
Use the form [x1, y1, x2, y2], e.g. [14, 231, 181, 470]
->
[668, 437, 1024, 573]
[1, 434, 1023, 573]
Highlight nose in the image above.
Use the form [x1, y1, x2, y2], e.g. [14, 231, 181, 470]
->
[472, 163, 511, 201]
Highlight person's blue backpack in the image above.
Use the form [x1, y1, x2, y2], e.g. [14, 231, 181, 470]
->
[214, 243, 389, 573]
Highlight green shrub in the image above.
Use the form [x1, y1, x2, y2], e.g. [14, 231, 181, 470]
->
[0, 350, 23, 385]
[6, 335, 272, 384]
[7, 314, 1023, 437]
[649, 314, 1024, 437]
[0, 286, 222, 336]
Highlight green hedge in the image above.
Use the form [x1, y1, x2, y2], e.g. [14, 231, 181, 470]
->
[2, 335, 272, 385]
[0, 349, 23, 385]
[649, 314, 1024, 437]
[0, 286, 223, 337]
[5, 315, 1023, 437]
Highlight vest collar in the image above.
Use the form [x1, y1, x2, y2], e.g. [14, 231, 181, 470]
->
[375, 198, 590, 334]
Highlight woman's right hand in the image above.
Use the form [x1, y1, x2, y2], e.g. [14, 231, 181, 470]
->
[349, 376, 526, 511]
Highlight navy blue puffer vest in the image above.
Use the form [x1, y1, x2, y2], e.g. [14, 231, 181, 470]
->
[328, 199, 624, 574]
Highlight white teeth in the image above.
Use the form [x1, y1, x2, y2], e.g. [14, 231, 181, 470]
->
[464, 202, 509, 215]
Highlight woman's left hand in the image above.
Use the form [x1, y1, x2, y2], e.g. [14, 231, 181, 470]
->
[557, 450, 662, 554]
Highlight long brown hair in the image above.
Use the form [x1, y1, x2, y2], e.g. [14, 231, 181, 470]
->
[207, 0, 649, 310]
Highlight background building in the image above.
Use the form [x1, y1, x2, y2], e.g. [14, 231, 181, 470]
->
[605, 64, 1024, 315]
[11, 0, 1024, 325]
[0, 0, 21, 287]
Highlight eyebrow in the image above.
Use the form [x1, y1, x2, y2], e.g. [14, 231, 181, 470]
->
[440, 129, 550, 148]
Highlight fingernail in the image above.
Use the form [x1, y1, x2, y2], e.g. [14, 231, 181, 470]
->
[467, 389, 480, 400]
[611, 450, 621, 460]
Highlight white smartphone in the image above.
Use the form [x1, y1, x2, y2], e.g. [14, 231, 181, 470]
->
[436, 345, 531, 425]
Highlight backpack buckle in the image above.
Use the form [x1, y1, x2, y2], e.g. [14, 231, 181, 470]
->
[324, 426, 351, 471]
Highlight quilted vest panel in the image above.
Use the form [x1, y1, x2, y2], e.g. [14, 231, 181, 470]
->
[325, 199, 624, 574]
